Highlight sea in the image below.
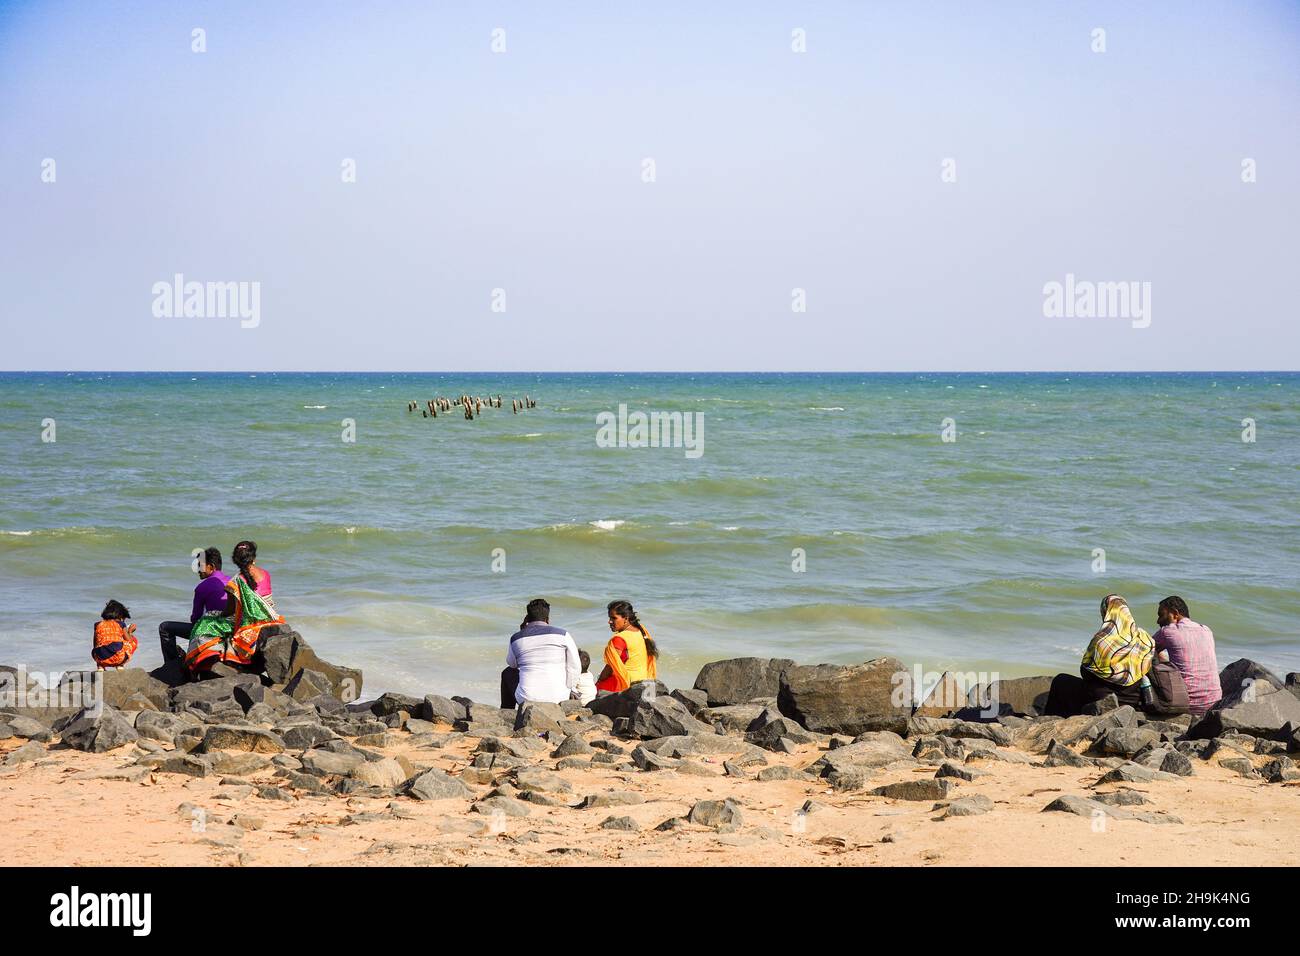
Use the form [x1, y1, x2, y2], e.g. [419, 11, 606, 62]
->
[1, 371, 1297, 702]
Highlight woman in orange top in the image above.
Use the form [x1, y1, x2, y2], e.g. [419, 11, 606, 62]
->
[92, 600, 138, 669]
[595, 600, 659, 692]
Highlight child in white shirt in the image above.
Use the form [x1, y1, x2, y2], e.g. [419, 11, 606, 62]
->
[573, 649, 597, 705]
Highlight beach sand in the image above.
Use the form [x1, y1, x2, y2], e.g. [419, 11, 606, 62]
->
[2, 726, 1295, 867]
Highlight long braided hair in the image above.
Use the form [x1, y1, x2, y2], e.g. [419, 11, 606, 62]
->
[232, 539, 260, 591]
[608, 600, 658, 659]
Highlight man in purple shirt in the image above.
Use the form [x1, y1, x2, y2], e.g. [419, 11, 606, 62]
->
[158, 547, 230, 663]
[1152, 595, 1222, 714]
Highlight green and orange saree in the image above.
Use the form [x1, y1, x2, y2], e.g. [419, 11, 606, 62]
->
[185, 574, 284, 676]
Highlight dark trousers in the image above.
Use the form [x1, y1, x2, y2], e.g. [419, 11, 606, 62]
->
[500, 667, 519, 709]
[159, 621, 192, 663]
[1045, 667, 1144, 716]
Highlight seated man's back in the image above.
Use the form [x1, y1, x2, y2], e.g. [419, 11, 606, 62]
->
[1153, 596, 1221, 713]
[506, 614, 579, 706]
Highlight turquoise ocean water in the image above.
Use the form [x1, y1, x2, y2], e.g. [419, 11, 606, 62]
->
[1, 371, 1297, 701]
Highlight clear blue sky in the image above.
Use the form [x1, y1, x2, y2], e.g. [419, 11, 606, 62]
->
[2, 0, 1297, 371]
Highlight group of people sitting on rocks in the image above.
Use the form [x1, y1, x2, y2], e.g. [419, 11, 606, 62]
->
[499, 598, 660, 708]
[94, 540, 284, 680]
[95, 563, 1220, 721]
[1046, 593, 1221, 717]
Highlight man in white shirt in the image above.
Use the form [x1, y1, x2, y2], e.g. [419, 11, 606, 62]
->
[505, 598, 581, 706]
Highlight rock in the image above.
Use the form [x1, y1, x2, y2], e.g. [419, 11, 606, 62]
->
[965, 676, 1055, 718]
[670, 688, 708, 715]
[194, 725, 285, 754]
[628, 695, 712, 740]
[368, 692, 423, 717]
[1261, 756, 1300, 783]
[257, 786, 294, 802]
[913, 671, 969, 717]
[940, 794, 993, 818]
[513, 768, 573, 794]
[299, 750, 365, 777]
[580, 790, 645, 809]
[57, 669, 171, 712]
[210, 752, 272, 776]
[1217, 658, 1288, 705]
[473, 797, 530, 818]
[587, 682, 669, 721]
[631, 746, 680, 771]
[676, 759, 721, 777]
[278, 723, 338, 750]
[1083, 693, 1120, 715]
[935, 761, 982, 781]
[943, 720, 1018, 746]
[1217, 756, 1258, 778]
[697, 703, 768, 733]
[1044, 794, 1131, 819]
[777, 658, 911, 735]
[747, 716, 818, 751]
[60, 707, 139, 753]
[552, 734, 594, 758]
[872, 778, 951, 801]
[514, 702, 565, 733]
[600, 816, 640, 831]
[421, 694, 468, 724]
[260, 628, 363, 702]
[756, 765, 812, 782]
[828, 768, 872, 791]
[3, 740, 46, 767]
[723, 760, 748, 778]
[284, 668, 336, 702]
[1043, 740, 1097, 768]
[1190, 687, 1300, 740]
[404, 768, 473, 801]
[170, 675, 260, 710]
[807, 732, 912, 777]
[232, 683, 295, 715]
[1095, 762, 1180, 785]
[351, 758, 410, 789]
[1095, 727, 1162, 757]
[693, 658, 795, 706]
[1093, 789, 1151, 807]
[4, 715, 53, 741]
[687, 798, 744, 831]
[1160, 750, 1195, 777]
[157, 754, 214, 777]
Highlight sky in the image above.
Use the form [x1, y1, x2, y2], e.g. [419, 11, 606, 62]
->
[1, 0, 1298, 371]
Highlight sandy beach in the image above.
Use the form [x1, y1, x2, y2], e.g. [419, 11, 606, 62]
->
[3, 692, 1296, 868]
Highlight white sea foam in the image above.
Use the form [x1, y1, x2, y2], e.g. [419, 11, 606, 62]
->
[3, 530, 34, 536]
[589, 520, 624, 531]
[810, 406, 845, 411]
[303, 405, 328, 409]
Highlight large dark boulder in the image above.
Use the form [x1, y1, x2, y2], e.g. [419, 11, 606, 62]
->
[588, 682, 668, 721]
[421, 695, 468, 724]
[777, 658, 911, 736]
[693, 658, 796, 706]
[260, 628, 363, 703]
[60, 707, 138, 753]
[1217, 658, 1288, 706]
[964, 675, 1055, 719]
[57, 669, 171, 712]
[629, 696, 712, 740]
[1189, 684, 1300, 740]
[170, 675, 260, 711]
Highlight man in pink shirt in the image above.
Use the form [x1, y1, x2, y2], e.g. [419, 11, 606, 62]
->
[1152, 596, 1222, 713]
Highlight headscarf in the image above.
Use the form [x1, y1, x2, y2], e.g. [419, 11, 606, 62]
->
[1081, 594, 1154, 687]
